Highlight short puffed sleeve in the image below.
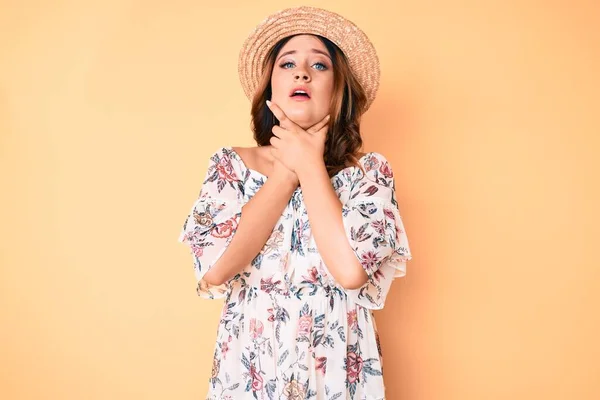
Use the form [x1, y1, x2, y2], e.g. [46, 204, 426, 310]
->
[178, 147, 245, 299]
[341, 152, 412, 309]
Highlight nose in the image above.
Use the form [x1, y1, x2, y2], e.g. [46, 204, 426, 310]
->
[293, 68, 311, 82]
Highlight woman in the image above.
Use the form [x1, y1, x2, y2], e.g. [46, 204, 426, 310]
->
[178, 6, 412, 399]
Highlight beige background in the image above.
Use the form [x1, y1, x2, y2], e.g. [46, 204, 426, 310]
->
[1, 0, 599, 399]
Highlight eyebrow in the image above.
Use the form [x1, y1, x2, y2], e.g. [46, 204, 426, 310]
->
[276, 48, 332, 62]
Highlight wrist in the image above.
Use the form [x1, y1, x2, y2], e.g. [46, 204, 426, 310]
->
[296, 158, 326, 182]
[270, 167, 299, 189]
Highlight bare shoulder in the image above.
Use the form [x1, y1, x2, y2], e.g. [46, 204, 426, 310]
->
[230, 146, 254, 162]
[231, 146, 273, 175]
[231, 146, 266, 163]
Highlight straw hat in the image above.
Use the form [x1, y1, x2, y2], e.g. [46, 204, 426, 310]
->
[238, 6, 380, 113]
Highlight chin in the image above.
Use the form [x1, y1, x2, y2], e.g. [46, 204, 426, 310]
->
[294, 119, 313, 130]
[284, 110, 317, 129]
[292, 118, 313, 130]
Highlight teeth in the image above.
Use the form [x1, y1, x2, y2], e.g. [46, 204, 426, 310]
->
[294, 90, 307, 95]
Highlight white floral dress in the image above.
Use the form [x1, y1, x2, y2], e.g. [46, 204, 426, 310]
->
[178, 146, 412, 400]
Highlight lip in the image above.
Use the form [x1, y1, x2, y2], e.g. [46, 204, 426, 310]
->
[289, 85, 311, 100]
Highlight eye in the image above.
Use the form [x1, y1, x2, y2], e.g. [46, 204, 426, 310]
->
[279, 61, 329, 71]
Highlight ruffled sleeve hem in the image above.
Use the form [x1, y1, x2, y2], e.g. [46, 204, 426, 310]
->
[382, 202, 412, 278]
[341, 197, 412, 309]
[178, 196, 243, 300]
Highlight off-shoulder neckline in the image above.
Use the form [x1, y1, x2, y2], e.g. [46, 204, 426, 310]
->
[224, 146, 380, 181]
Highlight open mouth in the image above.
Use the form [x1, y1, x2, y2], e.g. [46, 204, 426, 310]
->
[291, 90, 310, 99]
[290, 86, 311, 100]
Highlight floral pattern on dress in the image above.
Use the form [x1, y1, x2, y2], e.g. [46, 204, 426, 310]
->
[179, 146, 412, 399]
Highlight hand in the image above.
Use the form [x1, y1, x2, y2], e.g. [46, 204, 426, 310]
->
[266, 100, 330, 174]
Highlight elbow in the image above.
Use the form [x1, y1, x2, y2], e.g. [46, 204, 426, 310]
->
[201, 255, 241, 286]
[338, 265, 369, 290]
[330, 251, 370, 290]
[340, 277, 368, 290]
[201, 253, 233, 286]
[202, 267, 227, 286]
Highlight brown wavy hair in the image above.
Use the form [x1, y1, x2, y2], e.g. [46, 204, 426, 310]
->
[249, 34, 368, 178]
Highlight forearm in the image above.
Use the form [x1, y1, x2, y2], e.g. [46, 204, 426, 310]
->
[297, 163, 368, 289]
[203, 175, 297, 285]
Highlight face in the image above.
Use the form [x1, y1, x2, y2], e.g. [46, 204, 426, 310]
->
[270, 34, 334, 129]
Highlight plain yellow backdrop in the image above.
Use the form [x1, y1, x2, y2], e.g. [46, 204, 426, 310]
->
[1, 0, 599, 399]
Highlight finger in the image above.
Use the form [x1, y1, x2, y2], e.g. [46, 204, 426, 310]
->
[266, 100, 298, 130]
[272, 124, 289, 139]
[269, 135, 281, 148]
[306, 114, 331, 134]
[314, 124, 329, 142]
[308, 113, 330, 128]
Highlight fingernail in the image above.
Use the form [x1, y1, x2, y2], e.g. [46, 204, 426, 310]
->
[326, 115, 331, 120]
[266, 100, 271, 107]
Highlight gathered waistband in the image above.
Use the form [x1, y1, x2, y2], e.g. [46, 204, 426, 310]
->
[232, 280, 347, 300]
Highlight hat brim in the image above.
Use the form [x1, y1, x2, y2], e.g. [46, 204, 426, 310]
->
[238, 6, 380, 113]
